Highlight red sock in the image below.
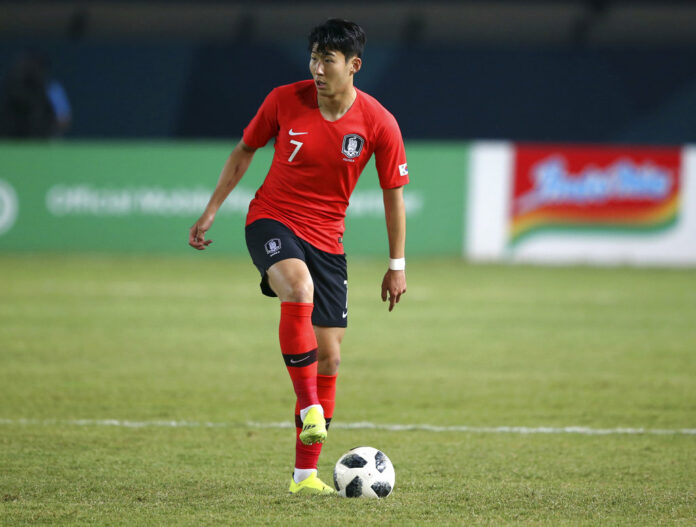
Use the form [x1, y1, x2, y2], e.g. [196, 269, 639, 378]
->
[295, 374, 337, 470]
[317, 374, 337, 427]
[279, 302, 319, 410]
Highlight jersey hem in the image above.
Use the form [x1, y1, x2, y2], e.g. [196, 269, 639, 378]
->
[246, 214, 345, 256]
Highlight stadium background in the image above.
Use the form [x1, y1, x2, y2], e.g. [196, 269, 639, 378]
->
[1, 2, 695, 525]
[4, 0, 696, 142]
[2, 0, 696, 262]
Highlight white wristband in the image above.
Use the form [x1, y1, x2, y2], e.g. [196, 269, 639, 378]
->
[389, 257, 406, 271]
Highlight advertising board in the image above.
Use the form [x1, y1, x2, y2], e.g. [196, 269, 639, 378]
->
[0, 142, 467, 256]
[467, 142, 696, 266]
[511, 145, 682, 245]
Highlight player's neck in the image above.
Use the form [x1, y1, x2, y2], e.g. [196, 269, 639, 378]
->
[317, 85, 357, 122]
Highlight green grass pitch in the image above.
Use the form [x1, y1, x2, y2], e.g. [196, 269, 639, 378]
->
[1, 254, 695, 525]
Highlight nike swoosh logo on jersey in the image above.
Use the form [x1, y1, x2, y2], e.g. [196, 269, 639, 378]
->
[288, 129, 308, 136]
[290, 356, 310, 364]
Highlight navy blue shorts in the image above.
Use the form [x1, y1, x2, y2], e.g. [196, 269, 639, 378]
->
[245, 219, 348, 328]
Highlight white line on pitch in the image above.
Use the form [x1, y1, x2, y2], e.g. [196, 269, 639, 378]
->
[1, 418, 695, 436]
[248, 421, 696, 436]
[0, 418, 227, 429]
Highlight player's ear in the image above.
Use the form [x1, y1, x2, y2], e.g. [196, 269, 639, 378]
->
[350, 56, 362, 75]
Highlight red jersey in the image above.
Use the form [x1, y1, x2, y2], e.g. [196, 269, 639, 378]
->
[242, 80, 409, 254]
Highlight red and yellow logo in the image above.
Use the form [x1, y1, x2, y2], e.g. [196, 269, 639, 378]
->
[509, 145, 682, 245]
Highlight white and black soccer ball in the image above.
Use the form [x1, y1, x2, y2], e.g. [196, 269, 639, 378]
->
[333, 446, 395, 498]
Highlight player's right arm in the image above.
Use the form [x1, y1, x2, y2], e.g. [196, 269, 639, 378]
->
[188, 140, 256, 250]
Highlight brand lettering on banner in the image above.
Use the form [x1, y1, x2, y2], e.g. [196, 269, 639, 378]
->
[509, 145, 682, 246]
[41, 185, 425, 220]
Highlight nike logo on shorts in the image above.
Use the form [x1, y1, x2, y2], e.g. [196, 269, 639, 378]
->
[289, 129, 308, 136]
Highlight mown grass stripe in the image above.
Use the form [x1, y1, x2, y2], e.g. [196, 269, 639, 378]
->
[1, 418, 694, 436]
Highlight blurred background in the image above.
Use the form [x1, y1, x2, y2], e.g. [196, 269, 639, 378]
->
[1, 0, 695, 263]
[2, 0, 696, 142]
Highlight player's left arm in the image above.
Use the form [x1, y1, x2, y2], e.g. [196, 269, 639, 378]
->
[381, 186, 407, 312]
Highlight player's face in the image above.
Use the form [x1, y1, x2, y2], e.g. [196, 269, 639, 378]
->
[309, 45, 361, 96]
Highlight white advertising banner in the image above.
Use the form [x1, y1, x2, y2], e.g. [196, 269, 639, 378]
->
[467, 142, 696, 266]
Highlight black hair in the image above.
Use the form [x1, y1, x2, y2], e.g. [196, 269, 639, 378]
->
[307, 19, 366, 59]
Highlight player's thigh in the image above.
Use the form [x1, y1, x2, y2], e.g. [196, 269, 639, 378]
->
[245, 219, 311, 300]
[267, 258, 313, 302]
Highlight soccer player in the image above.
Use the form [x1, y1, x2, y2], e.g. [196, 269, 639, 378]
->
[189, 19, 408, 495]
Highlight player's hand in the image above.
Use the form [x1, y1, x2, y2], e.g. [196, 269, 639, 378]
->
[381, 269, 406, 312]
[189, 213, 215, 250]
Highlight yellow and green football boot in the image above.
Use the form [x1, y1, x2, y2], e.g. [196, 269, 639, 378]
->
[288, 472, 336, 495]
[299, 406, 327, 445]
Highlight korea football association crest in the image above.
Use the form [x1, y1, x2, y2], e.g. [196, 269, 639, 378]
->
[341, 134, 365, 159]
[264, 238, 282, 257]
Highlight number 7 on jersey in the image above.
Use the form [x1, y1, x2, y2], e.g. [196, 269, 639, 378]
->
[288, 139, 303, 162]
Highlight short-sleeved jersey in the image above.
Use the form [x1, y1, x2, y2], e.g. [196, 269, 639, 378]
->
[243, 79, 409, 254]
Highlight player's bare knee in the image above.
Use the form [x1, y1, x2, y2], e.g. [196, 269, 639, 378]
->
[285, 280, 314, 303]
[318, 355, 340, 375]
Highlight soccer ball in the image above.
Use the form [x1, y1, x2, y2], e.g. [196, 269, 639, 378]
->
[333, 446, 395, 498]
